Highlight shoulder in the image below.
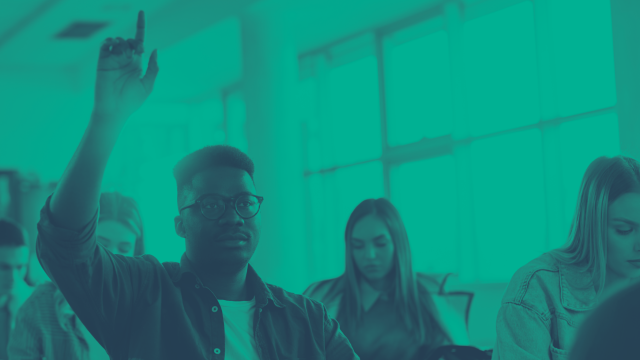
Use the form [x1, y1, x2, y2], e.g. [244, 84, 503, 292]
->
[266, 283, 328, 315]
[302, 276, 345, 304]
[160, 259, 180, 276]
[15, 282, 58, 323]
[22, 281, 58, 306]
[501, 252, 561, 309]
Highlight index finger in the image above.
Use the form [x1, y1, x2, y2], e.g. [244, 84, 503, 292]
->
[135, 10, 145, 43]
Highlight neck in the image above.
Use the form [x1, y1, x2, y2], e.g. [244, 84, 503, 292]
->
[196, 263, 251, 301]
[362, 274, 393, 292]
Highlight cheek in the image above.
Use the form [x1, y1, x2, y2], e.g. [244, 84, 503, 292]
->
[381, 247, 395, 267]
[607, 232, 628, 262]
[248, 217, 261, 235]
[185, 217, 207, 238]
[351, 250, 364, 266]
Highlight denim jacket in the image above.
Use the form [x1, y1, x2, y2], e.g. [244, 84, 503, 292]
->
[491, 252, 598, 360]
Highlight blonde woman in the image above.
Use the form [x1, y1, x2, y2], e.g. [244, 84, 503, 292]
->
[8, 192, 145, 360]
[492, 155, 640, 359]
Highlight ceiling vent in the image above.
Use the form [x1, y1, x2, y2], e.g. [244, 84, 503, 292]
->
[55, 21, 109, 39]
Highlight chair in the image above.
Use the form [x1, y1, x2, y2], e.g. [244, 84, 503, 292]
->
[425, 345, 493, 360]
[433, 273, 475, 332]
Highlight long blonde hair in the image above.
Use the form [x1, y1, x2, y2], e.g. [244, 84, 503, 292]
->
[550, 155, 640, 294]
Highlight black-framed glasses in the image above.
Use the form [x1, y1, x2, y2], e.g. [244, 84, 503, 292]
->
[179, 193, 264, 220]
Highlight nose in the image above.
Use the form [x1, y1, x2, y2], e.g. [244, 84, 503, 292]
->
[10, 270, 21, 285]
[365, 245, 377, 259]
[634, 233, 640, 251]
[217, 204, 245, 227]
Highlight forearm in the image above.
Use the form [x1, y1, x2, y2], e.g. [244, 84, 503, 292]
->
[49, 111, 126, 230]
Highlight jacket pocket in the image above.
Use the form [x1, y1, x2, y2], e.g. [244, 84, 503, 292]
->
[550, 343, 570, 360]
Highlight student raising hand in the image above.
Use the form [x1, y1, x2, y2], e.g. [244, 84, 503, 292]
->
[93, 10, 158, 121]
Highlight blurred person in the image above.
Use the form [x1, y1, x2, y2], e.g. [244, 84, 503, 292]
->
[492, 155, 640, 359]
[304, 198, 470, 360]
[8, 191, 143, 360]
[569, 280, 640, 360]
[35, 10, 358, 360]
[0, 219, 33, 360]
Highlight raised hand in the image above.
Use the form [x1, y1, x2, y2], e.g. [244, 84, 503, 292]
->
[93, 10, 159, 121]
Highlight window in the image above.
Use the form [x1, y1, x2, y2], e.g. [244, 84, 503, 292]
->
[225, 92, 248, 153]
[307, 161, 385, 280]
[326, 56, 382, 168]
[471, 129, 546, 282]
[386, 30, 453, 146]
[560, 114, 621, 232]
[301, 0, 621, 285]
[138, 155, 186, 264]
[463, 1, 540, 137]
[549, 0, 617, 117]
[391, 156, 457, 274]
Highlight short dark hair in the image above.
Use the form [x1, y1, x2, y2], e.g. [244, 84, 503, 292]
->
[0, 218, 28, 247]
[173, 145, 255, 207]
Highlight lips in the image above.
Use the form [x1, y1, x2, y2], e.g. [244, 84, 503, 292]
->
[217, 233, 249, 242]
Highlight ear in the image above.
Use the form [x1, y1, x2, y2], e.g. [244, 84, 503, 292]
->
[174, 215, 186, 239]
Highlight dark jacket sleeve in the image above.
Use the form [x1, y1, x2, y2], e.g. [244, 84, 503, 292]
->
[35, 195, 154, 356]
[322, 304, 360, 360]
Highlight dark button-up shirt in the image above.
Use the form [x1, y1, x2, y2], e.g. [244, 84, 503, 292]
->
[36, 195, 359, 360]
[336, 290, 431, 360]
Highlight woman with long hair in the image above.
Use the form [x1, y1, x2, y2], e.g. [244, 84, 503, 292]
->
[304, 198, 468, 360]
[8, 191, 145, 360]
[492, 155, 640, 359]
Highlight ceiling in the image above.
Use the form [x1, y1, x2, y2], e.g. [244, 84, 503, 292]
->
[0, 0, 442, 101]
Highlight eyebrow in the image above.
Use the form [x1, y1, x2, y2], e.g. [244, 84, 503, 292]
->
[199, 191, 255, 198]
[351, 235, 390, 242]
[0, 262, 26, 267]
[98, 235, 111, 242]
[611, 218, 640, 226]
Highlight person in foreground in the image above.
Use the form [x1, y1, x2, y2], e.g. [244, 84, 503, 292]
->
[9, 192, 143, 360]
[0, 219, 33, 360]
[36, 10, 358, 360]
[304, 199, 469, 360]
[569, 280, 640, 360]
[491, 155, 640, 359]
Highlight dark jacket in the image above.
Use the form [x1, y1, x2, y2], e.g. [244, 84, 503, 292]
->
[36, 195, 359, 360]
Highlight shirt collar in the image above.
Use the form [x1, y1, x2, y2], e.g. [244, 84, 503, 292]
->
[5, 280, 33, 315]
[173, 252, 285, 309]
[557, 261, 598, 311]
[53, 287, 78, 332]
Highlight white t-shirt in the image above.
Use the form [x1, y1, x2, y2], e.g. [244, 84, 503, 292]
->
[218, 297, 261, 360]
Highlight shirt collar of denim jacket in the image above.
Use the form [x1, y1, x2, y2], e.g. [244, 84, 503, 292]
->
[168, 252, 285, 309]
[557, 261, 598, 311]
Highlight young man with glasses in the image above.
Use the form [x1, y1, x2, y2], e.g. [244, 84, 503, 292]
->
[36, 11, 358, 360]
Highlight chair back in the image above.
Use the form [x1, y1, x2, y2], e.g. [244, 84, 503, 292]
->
[425, 345, 492, 360]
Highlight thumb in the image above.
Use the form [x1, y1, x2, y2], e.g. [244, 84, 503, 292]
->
[141, 49, 159, 93]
